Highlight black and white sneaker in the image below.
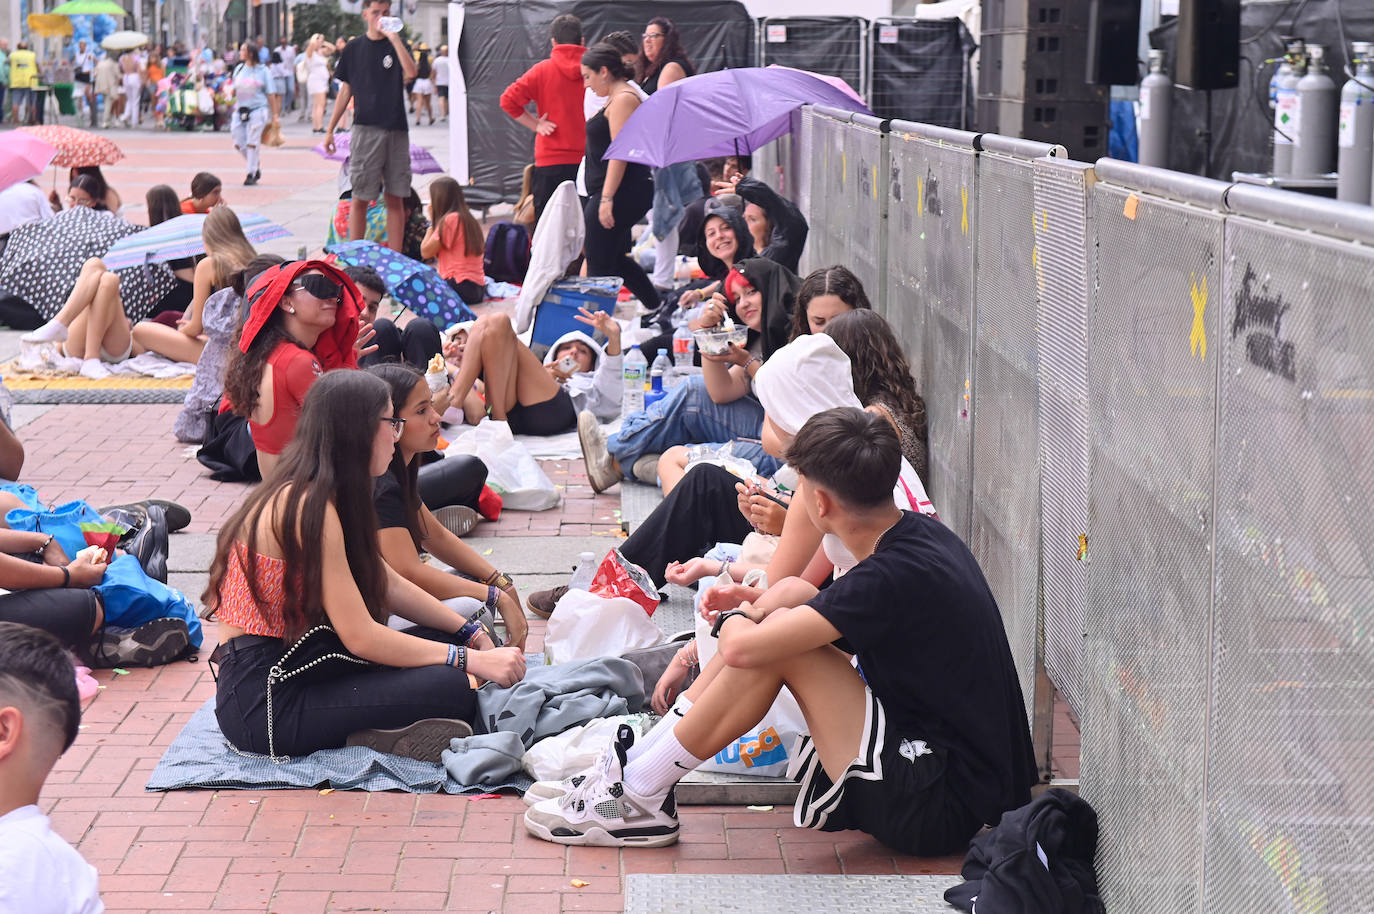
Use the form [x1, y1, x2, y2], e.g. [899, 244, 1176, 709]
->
[91, 617, 192, 668]
[523, 725, 679, 847]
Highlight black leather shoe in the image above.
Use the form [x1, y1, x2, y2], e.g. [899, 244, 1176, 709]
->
[124, 503, 168, 583]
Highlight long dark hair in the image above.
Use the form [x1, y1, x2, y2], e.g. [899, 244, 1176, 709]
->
[71, 166, 110, 204]
[145, 184, 181, 226]
[367, 363, 427, 551]
[69, 174, 108, 211]
[790, 265, 873, 341]
[582, 42, 633, 81]
[202, 370, 391, 642]
[223, 306, 306, 419]
[637, 17, 692, 82]
[823, 309, 929, 482]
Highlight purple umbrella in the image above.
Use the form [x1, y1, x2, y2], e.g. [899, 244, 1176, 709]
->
[604, 67, 873, 168]
[312, 132, 444, 175]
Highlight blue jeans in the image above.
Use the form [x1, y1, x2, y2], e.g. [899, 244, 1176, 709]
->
[606, 375, 782, 480]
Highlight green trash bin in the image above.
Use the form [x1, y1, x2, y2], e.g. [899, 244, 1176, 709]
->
[53, 84, 76, 116]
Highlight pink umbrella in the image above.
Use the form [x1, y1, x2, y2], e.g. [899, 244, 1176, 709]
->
[764, 65, 866, 107]
[0, 132, 58, 194]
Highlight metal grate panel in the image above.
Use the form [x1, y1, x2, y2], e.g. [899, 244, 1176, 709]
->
[804, 110, 851, 277]
[971, 150, 1043, 728]
[886, 130, 977, 539]
[1205, 216, 1374, 913]
[1080, 183, 1224, 914]
[1032, 158, 1095, 717]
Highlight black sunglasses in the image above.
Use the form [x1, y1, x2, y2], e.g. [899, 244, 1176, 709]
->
[292, 273, 342, 301]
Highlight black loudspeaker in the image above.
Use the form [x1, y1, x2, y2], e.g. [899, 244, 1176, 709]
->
[1086, 0, 1142, 85]
[1175, 0, 1241, 89]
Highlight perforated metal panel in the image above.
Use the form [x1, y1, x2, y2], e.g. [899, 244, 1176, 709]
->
[1205, 216, 1374, 913]
[840, 121, 885, 297]
[971, 150, 1043, 728]
[886, 131, 978, 539]
[1032, 159, 1094, 717]
[804, 111, 851, 275]
[1081, 183, 1224, 914]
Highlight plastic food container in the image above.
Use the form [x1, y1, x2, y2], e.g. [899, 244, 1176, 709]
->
[693, 325, 749, 355]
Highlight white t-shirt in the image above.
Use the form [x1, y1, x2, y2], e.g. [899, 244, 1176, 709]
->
[433, 55, 450, 86]
[0, 182, 55, 236]
[0, 805, 103, 914]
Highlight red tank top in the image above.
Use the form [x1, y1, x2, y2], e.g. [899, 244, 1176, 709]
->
[249, 342, 323, 455]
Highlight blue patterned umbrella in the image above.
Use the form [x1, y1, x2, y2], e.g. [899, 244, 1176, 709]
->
[325, 240, 477, 328]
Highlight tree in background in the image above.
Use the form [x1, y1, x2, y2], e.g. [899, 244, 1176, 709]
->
[291, 2, 365, 47]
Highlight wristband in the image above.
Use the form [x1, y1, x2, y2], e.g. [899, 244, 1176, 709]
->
[719, 561, 731, 581]
[445, 643, 458, 667]
[485, 585, 499, 610]
[600, 196, 613, 203]
[484, 570, 514, 591]
[710, 609, 748, 638]
[456, 621, 483, 644]
[455, 645, 468, 672]
[60, 566, 71, 588]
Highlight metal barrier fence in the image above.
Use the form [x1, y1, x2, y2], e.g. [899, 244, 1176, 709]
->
[787, 106, 1374, 913]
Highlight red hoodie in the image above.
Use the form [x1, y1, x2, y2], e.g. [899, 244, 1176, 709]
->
[500, 43, 587, 167]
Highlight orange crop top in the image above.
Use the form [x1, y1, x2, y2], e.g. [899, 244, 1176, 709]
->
[249, 341, 324, 456]
[213, 542, 290, 638]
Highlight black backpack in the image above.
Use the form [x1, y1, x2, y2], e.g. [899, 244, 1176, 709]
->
[483, 221, 530, 284]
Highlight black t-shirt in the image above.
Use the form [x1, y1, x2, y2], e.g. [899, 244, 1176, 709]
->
[372, 471, 411, 531]
[333, 35, 410, 131]
[808, 511, 1039, 827]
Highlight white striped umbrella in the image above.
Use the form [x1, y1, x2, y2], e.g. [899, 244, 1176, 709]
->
[101, 212, 291, 270]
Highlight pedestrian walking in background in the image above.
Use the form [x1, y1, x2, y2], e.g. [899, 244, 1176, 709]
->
[325, 0, 417, 252]
[231, 41, 276, 186]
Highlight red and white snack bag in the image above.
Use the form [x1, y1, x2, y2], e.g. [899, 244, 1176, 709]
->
[589, 549, 661, 616]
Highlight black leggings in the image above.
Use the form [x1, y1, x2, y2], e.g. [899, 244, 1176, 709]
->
[446, 277, 485, 305]
[620, 463, 754, 587]
[0, 588, 102, 652]
[362, 317, 442, 369]
[583, 176, 659, 312]
[418, 453, 487, 511]
[212, 629, 477, 757]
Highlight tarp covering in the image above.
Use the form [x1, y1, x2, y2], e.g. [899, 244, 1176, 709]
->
[1149, 0, 1374, 179]
[869, 17, 975, 128]
[758, 17, 866, 99]
[459, 0, 754, 204]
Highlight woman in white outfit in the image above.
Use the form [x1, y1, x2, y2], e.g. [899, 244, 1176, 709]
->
[305, 34, 331, 133]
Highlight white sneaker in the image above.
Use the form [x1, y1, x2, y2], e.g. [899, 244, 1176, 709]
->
[577, 410, 620, 494]
[522, 772, 587, 807]
[523, 725, 679, 847]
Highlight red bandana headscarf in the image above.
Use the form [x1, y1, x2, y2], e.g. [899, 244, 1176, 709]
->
[240, 260, 362, 371]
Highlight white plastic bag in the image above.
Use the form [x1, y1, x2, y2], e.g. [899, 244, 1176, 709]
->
[692, 580, 807, 778]
[522, 714, 653, 781]
[545, 588, 663, 665]
[445, 418, 560, 511]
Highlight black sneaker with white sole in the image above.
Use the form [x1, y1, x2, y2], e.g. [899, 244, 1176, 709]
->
[523, 724, 679, 847]
[91, 617, 192, 668]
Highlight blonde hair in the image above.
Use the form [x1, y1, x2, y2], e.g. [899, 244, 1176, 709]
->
[203, 207, 258, 290]
[307, 33, 325, 57]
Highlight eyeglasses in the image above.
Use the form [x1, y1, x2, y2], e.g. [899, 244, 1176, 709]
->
[290, 273, 343, 303]
[381, 416, 406, 439]
[66, 194, 92, 207]
[642, 32, 665, 40]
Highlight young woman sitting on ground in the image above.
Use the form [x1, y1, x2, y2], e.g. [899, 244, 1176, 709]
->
[369, 364, 527, 649]
[578, 257, 798, 493]
[20, 185, 196, 379]
[420, 177, 486, 306]
[223, 260, 366, 479]
[649, 263, 875, 493]
[50, 167, 122, 213]
[180, 172, 224, 214]
[203, 370, 527, 761]
[132, 206, 258, 365]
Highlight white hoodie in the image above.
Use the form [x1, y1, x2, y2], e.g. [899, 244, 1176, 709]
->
[542, 330, 623, 421]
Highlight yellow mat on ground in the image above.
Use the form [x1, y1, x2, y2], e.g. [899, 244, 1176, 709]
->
[2, 374, 194, 390]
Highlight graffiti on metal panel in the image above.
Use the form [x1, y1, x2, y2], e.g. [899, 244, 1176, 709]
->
[1238, 821, 1330, 914]
[1233, 264, 1296, 382]
[859, 158, 873, 200]
[924, 167, 943, 216]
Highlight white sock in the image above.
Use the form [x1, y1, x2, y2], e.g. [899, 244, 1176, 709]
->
[80, 357, 110, 380]
[622, 717, 704, 798]
[22, 319, 68, 343]
[627, 694, 693, 765]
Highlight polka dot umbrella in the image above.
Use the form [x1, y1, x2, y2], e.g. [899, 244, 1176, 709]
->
[324, 240, 477, 329]
[18, 125, 124, 168]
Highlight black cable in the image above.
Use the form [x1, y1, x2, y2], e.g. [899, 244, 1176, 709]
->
[1334, 0, 1374, 91]
[1249, 54, 1294, 142]
[1240, 0, 1301, 44]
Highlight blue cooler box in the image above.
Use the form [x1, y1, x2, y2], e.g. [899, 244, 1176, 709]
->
[531, 277, 622, 348]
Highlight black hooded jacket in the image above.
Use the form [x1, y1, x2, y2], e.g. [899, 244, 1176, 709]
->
[694, 197, 757, 280]
[735, 177, 809, 275]
[729, 257, 800, 361]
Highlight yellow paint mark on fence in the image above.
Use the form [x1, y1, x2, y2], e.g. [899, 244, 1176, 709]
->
[1190, 272, 1208, 360]
[917, 177, 925, 216]
[960, 186, 969, 235]
[872, 165, 879, 200]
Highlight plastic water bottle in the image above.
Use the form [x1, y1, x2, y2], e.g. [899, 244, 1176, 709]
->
[672, 320, 695, 369]
[570, 551, 598, 590]
[622, 345, 647, 415]
[378, 15, 404, 32]
[650, 348, 671, 389]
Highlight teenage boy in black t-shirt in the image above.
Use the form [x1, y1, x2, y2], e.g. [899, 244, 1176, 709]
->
[324, 0, 416, 253]
[524, 406, 1040, 854]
